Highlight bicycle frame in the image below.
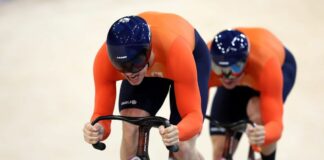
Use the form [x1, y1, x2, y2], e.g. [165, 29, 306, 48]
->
[205, 115, 257, 160]
[91, 115, 179, 160]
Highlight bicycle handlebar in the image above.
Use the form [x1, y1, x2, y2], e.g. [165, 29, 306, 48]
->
[91, 115, 179, 152]
[205, 115, 250, 133]
[205, 115, 261, 152]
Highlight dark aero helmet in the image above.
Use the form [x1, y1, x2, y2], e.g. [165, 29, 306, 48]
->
[210, 29, 249, 67]
[107, 16, 151, 73]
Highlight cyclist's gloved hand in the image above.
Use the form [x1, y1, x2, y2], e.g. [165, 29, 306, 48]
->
[83, 122, 104, 144]
[159, 125, 179, 146]
[246, 123, 265, 146]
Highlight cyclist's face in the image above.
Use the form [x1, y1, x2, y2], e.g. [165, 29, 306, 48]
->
[212, 60, 246, 89]
[123, 64, 148, 85]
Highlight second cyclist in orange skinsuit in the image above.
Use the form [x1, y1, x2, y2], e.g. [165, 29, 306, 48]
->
[207, 28, 297, 160]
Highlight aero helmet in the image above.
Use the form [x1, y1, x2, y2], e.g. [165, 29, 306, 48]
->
[107, 16, 151, 73]
[210, 29, 249, 67]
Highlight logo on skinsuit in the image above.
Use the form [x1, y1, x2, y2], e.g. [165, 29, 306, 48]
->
[121, 100, 137, 106]
[210, 127, 226, 133]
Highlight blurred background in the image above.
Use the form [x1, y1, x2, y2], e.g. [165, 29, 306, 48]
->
[1, 0, 323, 159]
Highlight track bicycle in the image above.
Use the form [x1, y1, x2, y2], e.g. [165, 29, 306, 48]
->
[205, 115, 260, 160]
[91, 115, 179, 160]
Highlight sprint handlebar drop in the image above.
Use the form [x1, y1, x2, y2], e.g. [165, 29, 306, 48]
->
[91, 115, 179, 153]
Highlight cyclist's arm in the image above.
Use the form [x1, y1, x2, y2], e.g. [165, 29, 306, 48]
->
[167, 38, 203, 141]
[91, 44, 120, 140]
[259, 58, 284, 145]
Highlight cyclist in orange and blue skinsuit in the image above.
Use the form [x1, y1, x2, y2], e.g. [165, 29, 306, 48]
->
[207, 28, 297, 160]
[83, 11, 210, 160]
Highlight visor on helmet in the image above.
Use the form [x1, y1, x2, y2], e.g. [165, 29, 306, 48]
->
[212, 60, 246, 79]
[108, 43, 151, 73]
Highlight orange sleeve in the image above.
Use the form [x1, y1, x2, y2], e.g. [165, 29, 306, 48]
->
[167, 38, 203, 141]
[259, 58, 284, 145]
[90, 44, 119, 140]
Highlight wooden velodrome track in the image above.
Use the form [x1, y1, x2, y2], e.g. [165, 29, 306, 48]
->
[1, 0, 323, 159]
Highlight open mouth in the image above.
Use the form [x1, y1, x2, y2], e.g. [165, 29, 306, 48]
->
[127, 73, 139, 81]
[130, 74, 138, 79]
[222, 78, 234, 83]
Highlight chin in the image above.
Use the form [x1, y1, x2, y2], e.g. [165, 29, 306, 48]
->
[128, 78, 144, 86]
[128, 80, 141, 86]
[223, 83, 237, 89]
[221, 79, 238, 89]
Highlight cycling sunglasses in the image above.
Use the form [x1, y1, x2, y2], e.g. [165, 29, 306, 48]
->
[212, 61, 246, 79]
